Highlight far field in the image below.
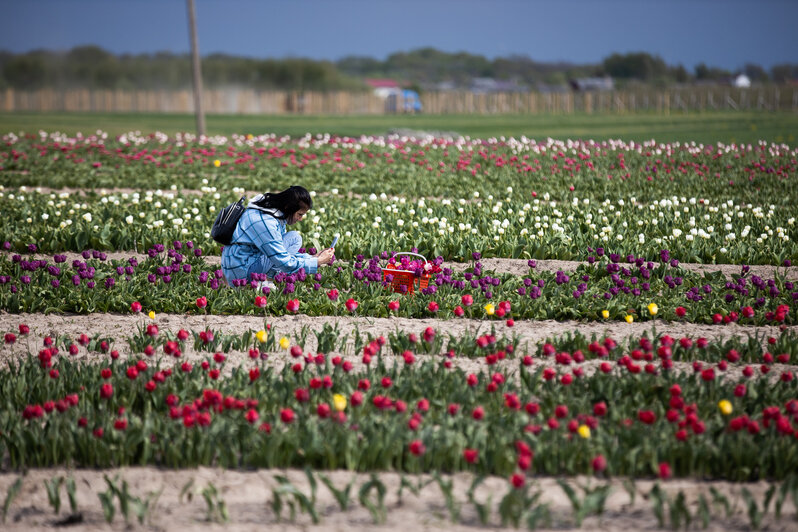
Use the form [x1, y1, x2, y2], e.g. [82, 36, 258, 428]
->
[1, 110, 796, 145]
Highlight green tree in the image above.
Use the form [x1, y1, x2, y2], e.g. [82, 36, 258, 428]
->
[602, 52, 669, 81]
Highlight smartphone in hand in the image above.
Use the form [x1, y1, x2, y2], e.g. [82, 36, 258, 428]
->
[330, 236, 338, 248]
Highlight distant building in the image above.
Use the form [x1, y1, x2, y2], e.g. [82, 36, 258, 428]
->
[536, 83, 571, 94]
[365, 80, 421, 113]
[470, 77, 527, 93]
[569, 77, 614, 91]
[365, 78, 400, 98]
[733, 74, 751, 88]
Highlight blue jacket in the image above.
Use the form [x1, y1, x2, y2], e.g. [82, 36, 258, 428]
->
[221, 207, 318, 282]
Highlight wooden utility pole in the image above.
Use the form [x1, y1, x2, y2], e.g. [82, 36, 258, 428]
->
[186, 0, 206, 136]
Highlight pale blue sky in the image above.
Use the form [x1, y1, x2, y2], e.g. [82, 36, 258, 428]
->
[2, 0, 796, 70]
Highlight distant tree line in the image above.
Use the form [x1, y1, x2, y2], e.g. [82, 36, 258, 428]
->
[1, 46, 796, 91]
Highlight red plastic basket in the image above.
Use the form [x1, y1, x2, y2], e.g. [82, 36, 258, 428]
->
[381, 252, 431, 295]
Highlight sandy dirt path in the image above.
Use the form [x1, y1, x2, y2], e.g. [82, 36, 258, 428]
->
[2, 312, 795, 382]
[0, 467, 795, 532]
[4, 250, 797, 280]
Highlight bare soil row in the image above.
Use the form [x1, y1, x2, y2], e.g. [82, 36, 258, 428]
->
[2, 312, 795, 381]
[4, 250, 797, 281]
[0, 467, 794, 532]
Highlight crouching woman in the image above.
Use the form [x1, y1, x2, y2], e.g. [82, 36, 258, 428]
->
[221, 185, 334, 288]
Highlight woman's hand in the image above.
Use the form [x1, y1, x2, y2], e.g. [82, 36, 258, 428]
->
[317, 247, 335, 266]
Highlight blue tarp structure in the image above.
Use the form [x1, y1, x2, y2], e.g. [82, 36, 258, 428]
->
[386, 89, 422, 113]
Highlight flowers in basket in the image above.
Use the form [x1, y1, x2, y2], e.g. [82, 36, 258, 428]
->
[385, 257, 442, 278]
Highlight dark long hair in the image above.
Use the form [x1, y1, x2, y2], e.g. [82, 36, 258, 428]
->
[253, 186, 312, 221]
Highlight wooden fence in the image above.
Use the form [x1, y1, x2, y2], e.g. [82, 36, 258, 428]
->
[1, 86, 796, 115]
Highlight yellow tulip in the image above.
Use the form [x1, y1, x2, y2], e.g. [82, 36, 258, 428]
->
[718, 400, 733, 416]
[577, 425, 591, 439]
[647, 303, 659, 316]
[246, 134, 253, 140]
[484, 303, 495, 316]
[213, 159, 221, 167]
[148, 310, 156, 320]
[256, 330, 268, 343]
[601, 310, 610, 319]
[624, 314, 634, 324]
[279, 336, 290, 350]
[333, 394, 347, 412]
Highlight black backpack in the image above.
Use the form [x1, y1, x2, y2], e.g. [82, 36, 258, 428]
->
[210, 196, 247, 246]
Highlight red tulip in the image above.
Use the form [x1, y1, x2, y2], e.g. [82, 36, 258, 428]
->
[409, 440, 426, 456]
[463, 448, 478, 464]
[245, 408, 259, 424]
[130, 301, 142, 313]
[638, 410, 656, 425]
[280, 408, 295, 423]
[592, 455, 607, 472]
[345, 298, 359, 312]
[350, 391, 363, 407]
[196, 296, 208, 309]
[286, 299, 300, 313]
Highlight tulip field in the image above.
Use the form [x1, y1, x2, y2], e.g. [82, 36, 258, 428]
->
[1, 129, 797, 530]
